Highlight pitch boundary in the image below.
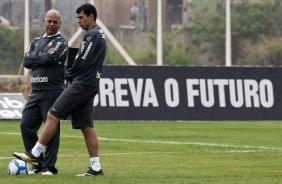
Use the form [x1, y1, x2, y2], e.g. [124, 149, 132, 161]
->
[1, 131, 282, 151]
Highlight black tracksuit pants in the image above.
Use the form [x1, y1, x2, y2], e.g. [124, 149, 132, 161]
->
[20, 90, 62, 173]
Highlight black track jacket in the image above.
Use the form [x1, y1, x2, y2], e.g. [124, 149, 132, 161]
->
[65, 25, 106, 87]
[23, 32, 68, 90]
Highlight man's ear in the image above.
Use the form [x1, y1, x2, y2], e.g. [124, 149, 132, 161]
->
[90, 14, 94, 21]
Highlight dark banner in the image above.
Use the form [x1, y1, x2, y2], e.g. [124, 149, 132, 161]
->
[93, 65, 282, 120]
[0, 93, 26, 119]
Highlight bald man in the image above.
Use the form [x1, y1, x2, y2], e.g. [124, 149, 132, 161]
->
[14, 4, 106, 176]
[19, 9, 68, 176]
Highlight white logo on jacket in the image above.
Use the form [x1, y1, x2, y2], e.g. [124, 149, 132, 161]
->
[81, 42, 93, 60]
[31, 76, 48, 83]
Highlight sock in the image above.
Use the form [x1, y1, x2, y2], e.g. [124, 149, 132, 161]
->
[90, 157, 101, 171]
[31, 142, 43, 158]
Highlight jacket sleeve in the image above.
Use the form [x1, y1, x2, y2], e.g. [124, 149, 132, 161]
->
[23, 39, 39, 69]
[24, 39, 68, 68]
[65, 32, 102, 81]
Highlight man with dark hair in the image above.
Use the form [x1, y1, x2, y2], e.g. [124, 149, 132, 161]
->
[20, 9, 68, 176]
[13, 3, 106, 176]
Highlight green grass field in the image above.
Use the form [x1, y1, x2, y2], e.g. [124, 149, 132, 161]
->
[0, 120, 281, 184]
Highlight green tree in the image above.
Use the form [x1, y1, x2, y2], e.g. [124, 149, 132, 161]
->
[0, 26, 24, 74]
[190, 1, 282, 65]
[0, 26, 41, 74]
[239, 36, 282, 66]
[148, 29, 197, 65]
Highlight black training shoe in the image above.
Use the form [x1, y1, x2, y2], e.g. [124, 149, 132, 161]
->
[28, 169, 41, 175]
[76, 167, 104, 176]
[13, 152, 41, 166]
[28, 162, 42, 174]
[41, 167, 58, 176]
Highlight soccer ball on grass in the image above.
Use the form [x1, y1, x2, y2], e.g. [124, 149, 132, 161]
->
[7, 159, 29, 175]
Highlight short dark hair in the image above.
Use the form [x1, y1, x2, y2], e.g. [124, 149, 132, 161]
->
[76, 4, 97, 20]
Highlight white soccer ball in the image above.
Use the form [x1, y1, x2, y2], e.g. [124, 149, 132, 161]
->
[7, 159, 29, 175]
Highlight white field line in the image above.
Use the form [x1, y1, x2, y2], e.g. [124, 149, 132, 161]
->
[1, 149, 280, 161]
[212, 149, 282, 153]
[0, 152, 178, 160]
[1, 147, 281, 161]
[1, 131, 282, 151]
[0, 156, 14, 160]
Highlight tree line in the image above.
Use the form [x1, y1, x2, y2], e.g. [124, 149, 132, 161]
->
[1, 1, 282, 75]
